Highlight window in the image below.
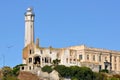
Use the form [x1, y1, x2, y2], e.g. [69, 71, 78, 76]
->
[29, 58, 32, 63]
[114, 56, 117, 62]
[79, 55, 82, 60]
[114, 64, 117, 70]
[66, 58, 68, 63]
[45, 57, 48, 63]
[29, 66, 31, 70]
[30, 49, 32, 54]
[50, 51, 52, 54]
[41, 50, 43, 54]
[74, 59, 76, 61]
[70, 59, 72, 63]
[93, 55, 95, 61]
[29, 49, 34, 54]
[99, 55, 101, 62]
[22, 67, 24, 70]
[87, 55, 89, 60]
[99, 65, 102, 71]
[42, 58, 44, 62]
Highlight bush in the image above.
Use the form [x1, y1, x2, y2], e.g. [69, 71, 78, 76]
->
[2, 66, 13, 77]
[100, 69, 109, 73]
[42, 65, 53, 73]
[12, 64, 25, 76]
[54, 65, 71, 78]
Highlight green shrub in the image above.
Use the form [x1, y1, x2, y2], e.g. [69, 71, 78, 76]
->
[42, 65, 53, 73]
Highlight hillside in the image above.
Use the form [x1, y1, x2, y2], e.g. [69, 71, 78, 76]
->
[18, 71, 41, 80]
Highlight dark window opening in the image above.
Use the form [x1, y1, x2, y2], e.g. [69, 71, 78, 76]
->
[50, 51, 52, 54]
[29, 58, 32, 63]
[30, 49, 34, 54]
[30, 49, 32, 54]
[93, 55, 95, 61]
[34, 56, 40, 65]
[87, 55, 89, 60]
[29, 66, 31, 70]
[99, 65, 101, 71]
[99, 55, 101, 62]
[45, 57, 48, 63]
[22, 67, 24, 70]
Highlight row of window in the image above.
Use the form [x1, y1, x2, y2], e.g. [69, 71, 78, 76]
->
[29, 49, 52, 54]
[86, 54, 120, 63]
[28, 57, 52, 63]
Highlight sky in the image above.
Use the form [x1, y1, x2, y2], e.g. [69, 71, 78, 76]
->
[0, 0, 120, 67]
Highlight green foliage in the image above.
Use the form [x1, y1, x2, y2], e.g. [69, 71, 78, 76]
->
[71, 77, 79, 80]
[54, 65, 109, 80]
[69, 66, 80, 77]
[100, 69, 109, 73]
[1, 66, 19, 80]
[2, 66, 13, 77]
[108, 77, 120, 80]
[42, 65, 53, 73]
[53, 59, 60, 66]
[75, 67, 93, 80]
[12, 64, 25, 76]
[1, 75, 19, 80]
[54, 65, 94, 80]
[92, 72, 107, 80]
[54, 65, 70, 78]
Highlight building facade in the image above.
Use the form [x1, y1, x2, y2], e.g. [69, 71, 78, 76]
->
[21, 8, 120, 74]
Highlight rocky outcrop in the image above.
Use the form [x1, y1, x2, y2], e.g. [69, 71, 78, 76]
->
[38, 70, 59, 80]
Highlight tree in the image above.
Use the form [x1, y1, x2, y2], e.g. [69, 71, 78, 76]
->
[69, 66, 80, 78]
[75, 67, 93, 80]
[54, 65, 71, 78]
[12, 64, 25, 76]
[2, 66, 13, 77]
[53, 59, 60, 66]
[42, 65, 53, 73]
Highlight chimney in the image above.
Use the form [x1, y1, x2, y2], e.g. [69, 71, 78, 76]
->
[36, 38, 39, 47]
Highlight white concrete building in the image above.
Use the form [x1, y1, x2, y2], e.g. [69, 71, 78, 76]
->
[21, 8, 120, 74]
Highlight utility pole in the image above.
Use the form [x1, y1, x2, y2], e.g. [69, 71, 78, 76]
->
[2, 54, 5, 67]
[3, 45, 14, 67]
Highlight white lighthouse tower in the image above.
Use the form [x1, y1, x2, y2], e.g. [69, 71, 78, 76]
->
[24, 8, 35, 47]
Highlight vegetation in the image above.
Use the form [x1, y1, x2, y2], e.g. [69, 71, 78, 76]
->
[1, 66, 19, 80]
[100, 69, 109, 73]
[52, 59, 60, 66]
[0, 64, 25, 80]
[41, 65, 53, 73]
[1, 63, 120, 80]
[54, 65, 94, 80]
[12, 64, 25, 76]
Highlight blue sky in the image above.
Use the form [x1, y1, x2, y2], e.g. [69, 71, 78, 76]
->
[0, 0, 120, 67]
